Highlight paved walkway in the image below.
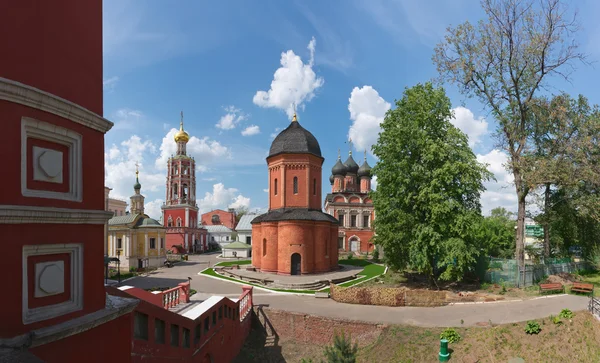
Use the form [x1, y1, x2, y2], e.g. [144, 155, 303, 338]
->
[121, 254, 591, 328]
[226, 264, 362, 284]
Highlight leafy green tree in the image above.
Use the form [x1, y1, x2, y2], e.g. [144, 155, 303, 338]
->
[475, 207, 516, 258]
[434, 0, 586, 269]
[371, 83, 492, 283]
[323, 331, 358, 363]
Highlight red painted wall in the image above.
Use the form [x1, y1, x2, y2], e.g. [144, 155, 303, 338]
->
[266, 154, 323, 210]
[200, 209, 236, 229]
[0, 102, 105, 210]
[107, 286, 252, 363]
[30, 313, 132, 363]
[163, 209, 186, 227]
[0, 0, 103, 115]
[0, 224, 106, 338]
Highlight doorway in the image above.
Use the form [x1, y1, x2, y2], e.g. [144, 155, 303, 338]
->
[291, 253, 301, 275]
[350, 239, 360, 252]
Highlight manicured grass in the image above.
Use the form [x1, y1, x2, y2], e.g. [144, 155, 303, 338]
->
[214, 260, 252, 267]
[201, 268, 316, 294]
[108, 272, 136, 280]
[577, 272, 600, 297]
[204, 260, 386, 294]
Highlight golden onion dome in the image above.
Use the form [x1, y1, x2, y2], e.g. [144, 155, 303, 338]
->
[174, 118, 189, 143]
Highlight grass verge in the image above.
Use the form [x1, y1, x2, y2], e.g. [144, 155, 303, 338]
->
[202, 260, 385, 294]
[236, 312, 600, 363]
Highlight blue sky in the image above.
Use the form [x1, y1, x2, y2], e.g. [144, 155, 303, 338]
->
[102, 0, 600, 220]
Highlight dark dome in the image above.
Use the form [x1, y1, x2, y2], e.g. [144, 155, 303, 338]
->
[269, 120, 322, 158]
[344, 153, 359, 174]
[331, 159, 347, 176]
[329, 174, 334, 184]
[358, 160, 372, 178]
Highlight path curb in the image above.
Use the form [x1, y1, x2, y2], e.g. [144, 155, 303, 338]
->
[198, 268, 313, 296]
[448, 293, 569, 305]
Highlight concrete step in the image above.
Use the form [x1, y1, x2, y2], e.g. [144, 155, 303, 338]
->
[168, 301, 204, 315]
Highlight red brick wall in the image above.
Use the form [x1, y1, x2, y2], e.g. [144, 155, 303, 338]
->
[254, 308, 385, 346]
[343, 230, 375, 252]
[267, 154, 324, 210]
[360, 177, 371, 193]
[30, 312, 132, 363]
[163, 209, 186, 227]
[0, 0, 103, 115]
[251, 220, 339, 274]
[200, 209, 236, 229]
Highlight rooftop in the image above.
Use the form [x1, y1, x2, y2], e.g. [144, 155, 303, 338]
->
[236, 214, 261, 231]
[204, 225, 233, 233]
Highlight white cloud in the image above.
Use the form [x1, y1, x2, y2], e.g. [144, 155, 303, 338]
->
[263, 188, 269, 193]
[253, 37, 324, 119]
[104, 136, 164, 201]
[216, 106, 248, 130]
[108, 144, 121, 160]
[144, 198, 164, 220]
[347, 86, 391, 154]
[450, 107, 488, 147]
[371, 175, 378, 190]
[241, 125, 261, 136]
[103, 76, 119, 91]
[155, 128, 230, 170]
[270, 127, 282, 139]
[198, 183, 251, 213]
[477, 149, 517, 215]
[111, 108, 144, 131]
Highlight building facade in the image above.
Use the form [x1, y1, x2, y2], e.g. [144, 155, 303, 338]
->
[251, 114, 339, 275]
[108, 171, 167, 270]
[324, 150, 375, 253]
[236, 214, 260, 245]
[0, 1, 137, 361]
[161, 116, 207, 253]
[201, 208, 237, 230]
[205, 225, 235, 249]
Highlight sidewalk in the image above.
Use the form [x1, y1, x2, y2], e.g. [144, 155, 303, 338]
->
[252, 293, 590, 327]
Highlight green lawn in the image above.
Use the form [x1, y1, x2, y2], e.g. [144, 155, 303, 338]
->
[203, 259, 386, 294]
[214, 259, 252, 267]
[579, 272, 600, 297]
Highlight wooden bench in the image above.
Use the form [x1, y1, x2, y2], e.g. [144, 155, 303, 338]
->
[539, 283, 564, 294]
[571, 282, 594, 295]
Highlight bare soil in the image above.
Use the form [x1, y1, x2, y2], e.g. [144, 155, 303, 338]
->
[236, 313, 600, 363]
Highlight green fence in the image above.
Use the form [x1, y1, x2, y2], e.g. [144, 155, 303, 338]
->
[478, 256, 590, 287]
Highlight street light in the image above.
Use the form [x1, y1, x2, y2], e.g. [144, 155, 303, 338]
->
[116, 249, 121, 283]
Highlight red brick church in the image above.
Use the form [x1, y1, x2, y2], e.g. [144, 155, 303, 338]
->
[325, 149, 375, 253]
[251, 114, 339, 275]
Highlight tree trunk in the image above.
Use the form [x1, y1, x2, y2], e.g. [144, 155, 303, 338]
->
[543, 183, 551, 258]
[513, 170, 526, 282]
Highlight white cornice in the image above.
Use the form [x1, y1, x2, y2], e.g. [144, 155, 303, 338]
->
[0, 77, 113, 133]
[0, 205, 114, 224]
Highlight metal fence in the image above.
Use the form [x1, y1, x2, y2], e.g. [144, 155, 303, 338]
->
[481, 257, 590, 287]
[590, 297, 600, 318]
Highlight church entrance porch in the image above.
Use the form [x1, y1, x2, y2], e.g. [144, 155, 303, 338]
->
[291, 253, 301, 275]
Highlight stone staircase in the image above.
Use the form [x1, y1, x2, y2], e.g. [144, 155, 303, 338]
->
[168, 300, 204, 315]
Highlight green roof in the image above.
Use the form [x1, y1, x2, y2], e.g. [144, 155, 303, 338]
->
[108, 213, 139, 226]
[135, 216, 163, 228]
[223, 241, 252, 249]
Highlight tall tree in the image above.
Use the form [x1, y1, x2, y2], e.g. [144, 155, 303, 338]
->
[371, 83, 492, 283]
[475, 207, 516, 258]
[526, 94, 595, 256]
[434, 0, 586, 269]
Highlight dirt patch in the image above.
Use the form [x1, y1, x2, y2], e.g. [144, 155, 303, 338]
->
[544, 272, 582, 285]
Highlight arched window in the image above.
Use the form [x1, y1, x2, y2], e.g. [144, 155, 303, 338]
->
[167, 215, 173, 227]
[262, 238, 267, 256]
[293, 177, 298, 194]
[313, 178, 316, 195]
[274, 179, 278, 195]
[211, 215, 220, 224]
[176, 217, 182, 227]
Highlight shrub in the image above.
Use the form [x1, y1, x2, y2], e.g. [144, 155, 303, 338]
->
[323, 331, 358, 363]
[129, 267, 136, 273]
[372, 248, 380, 262]
[440, 328, 461, 343]
[559, 309, 574, 319]
[189, 289, 197, 297]
[550, 315, 562, 325]
[525, 320, 541, 335]
[347, 254, 353, 260]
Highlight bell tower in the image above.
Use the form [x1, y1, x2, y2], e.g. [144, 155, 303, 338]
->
[161, 112, 206, 252]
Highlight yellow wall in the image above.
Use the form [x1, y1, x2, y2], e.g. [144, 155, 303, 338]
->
[108, 227, 166, 259]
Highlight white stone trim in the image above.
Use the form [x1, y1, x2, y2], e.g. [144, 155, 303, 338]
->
[0, 77, 113, 133]
[21, 117, 83, 202]
[22, 244, 84, 324]
[0, 205, 113, 224]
